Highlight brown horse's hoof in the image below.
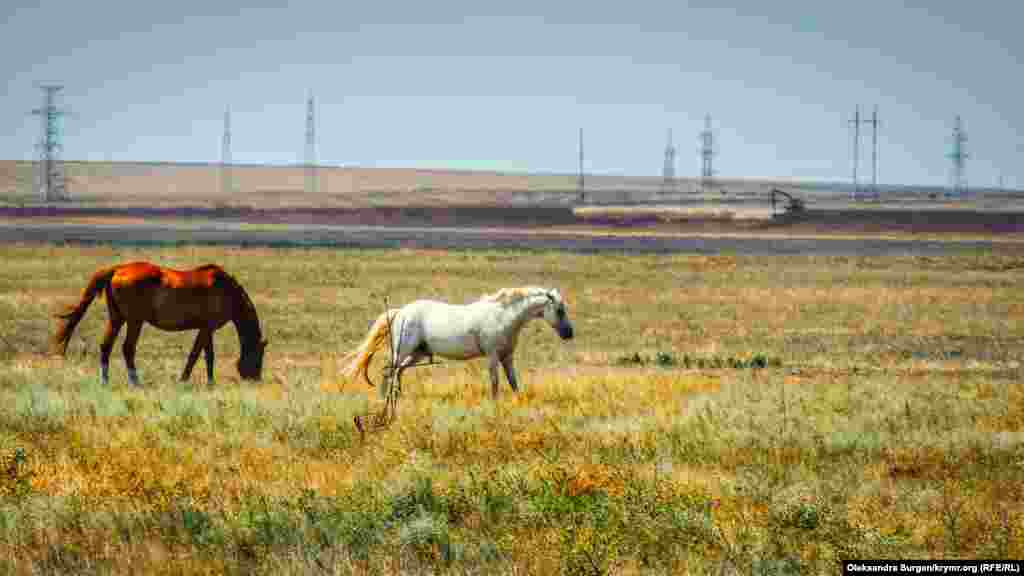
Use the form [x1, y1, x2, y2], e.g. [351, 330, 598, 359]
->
[354, 415, 366, 440]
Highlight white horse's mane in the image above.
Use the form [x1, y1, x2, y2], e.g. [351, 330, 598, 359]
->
[478, 286, 550, 305]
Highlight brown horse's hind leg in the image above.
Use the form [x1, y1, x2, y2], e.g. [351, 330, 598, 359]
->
[100, 314, 124, 386]
[122, 321, 144, 387]
[181, 330, 209, 382]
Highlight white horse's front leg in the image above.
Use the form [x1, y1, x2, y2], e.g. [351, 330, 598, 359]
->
[488, 354, 502, 399]
[500, 354, 519, 393]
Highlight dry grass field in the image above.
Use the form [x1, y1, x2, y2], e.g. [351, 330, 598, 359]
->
[1, 243, 1022, 574]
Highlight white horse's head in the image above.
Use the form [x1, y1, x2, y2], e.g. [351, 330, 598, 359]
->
[540, 288, 574, 340]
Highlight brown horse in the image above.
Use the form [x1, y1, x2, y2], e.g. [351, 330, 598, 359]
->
[51, 262, 267, 386]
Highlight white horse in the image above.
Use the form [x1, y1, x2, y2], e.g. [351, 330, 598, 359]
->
[342, 286, 575, 423]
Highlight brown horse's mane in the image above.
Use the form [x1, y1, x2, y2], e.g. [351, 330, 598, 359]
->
[212, 269, 261, 342]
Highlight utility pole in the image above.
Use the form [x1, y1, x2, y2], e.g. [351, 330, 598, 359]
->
[221, 107, 233, 194]
[946, 115, 968, 199]
[30, 85, 70, 202]
[848, 105, 876, 202]
[662, 128, 676, 194]
[699, 114, 715, 195]
[577, 127, 585, 203]
[849, 106, 861, 201]
[305, 93, 318, 194]
[869, 106, 880, 200]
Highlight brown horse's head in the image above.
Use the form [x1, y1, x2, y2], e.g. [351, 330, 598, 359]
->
[237, 338, 267, 380]
[228, 275, 266, 381]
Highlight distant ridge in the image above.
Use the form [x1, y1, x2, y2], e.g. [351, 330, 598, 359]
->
[0, 159, 1018, 209]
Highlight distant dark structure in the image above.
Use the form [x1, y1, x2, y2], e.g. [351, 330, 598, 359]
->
[946, 115, 968, 199]
[770, 188, 805, 218]
[31, 85, 70, 202]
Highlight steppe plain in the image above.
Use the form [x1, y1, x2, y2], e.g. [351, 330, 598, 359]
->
[0, 161, 1022, 574]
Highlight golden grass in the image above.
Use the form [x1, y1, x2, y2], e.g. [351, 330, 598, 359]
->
[0, 243, 1022, 573]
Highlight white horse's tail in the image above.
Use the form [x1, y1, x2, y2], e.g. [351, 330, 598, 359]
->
[341, 310, 394, 391]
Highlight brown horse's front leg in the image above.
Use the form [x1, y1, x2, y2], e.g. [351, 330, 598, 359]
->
[181, 330, 207, 382]
[122, 321, 144, 387]
[202, 332, 215, 385]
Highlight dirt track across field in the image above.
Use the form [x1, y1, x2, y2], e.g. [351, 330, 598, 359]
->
[2, 220, 1020, 256]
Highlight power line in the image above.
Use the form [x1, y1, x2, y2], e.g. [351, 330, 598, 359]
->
[30, 85, 69, 202]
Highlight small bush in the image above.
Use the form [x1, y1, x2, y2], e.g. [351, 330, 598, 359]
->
[615, 352, 780, 370]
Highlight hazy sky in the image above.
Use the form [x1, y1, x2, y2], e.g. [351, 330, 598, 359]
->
[2, 1, 1020, 187]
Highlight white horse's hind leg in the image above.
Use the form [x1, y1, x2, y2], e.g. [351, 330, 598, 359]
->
[383, 353, 424, 422]
[500, 354, 519, 393]
[383, 314, 425, 423]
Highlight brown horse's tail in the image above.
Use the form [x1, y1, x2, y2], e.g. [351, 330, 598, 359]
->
[340, 310, 396, 390]
[51, 266, 117, 356]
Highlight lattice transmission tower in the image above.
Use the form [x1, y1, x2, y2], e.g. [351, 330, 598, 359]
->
[221, 107, 233, 194]
[661, 128, 676, 194]
[30, 85, 70, 201]
[699, 114, 716, 195]
[946, 115, 968, 199]
[305, 94, 318, 194]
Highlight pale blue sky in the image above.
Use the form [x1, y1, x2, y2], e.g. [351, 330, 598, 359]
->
[2, 1, 1020, 187]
